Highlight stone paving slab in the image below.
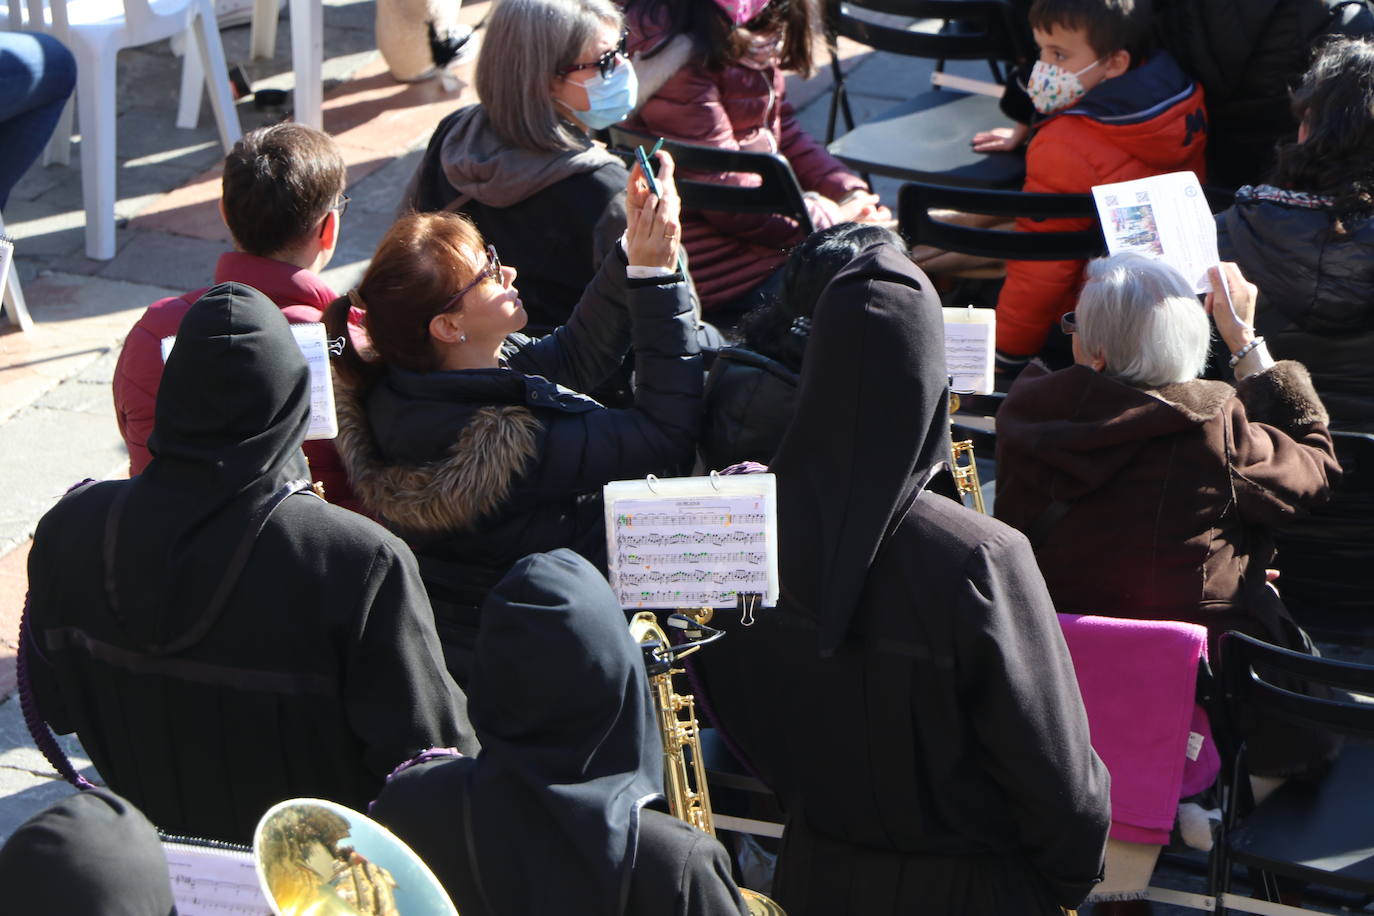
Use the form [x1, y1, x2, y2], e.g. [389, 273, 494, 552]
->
[0, 274, 176, 425]
[0, 694, 95, 842]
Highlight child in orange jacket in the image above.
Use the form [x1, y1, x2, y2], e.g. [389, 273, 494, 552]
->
[994, 0, 1208, 367]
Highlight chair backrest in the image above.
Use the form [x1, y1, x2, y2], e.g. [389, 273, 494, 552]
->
[1333, 430, 1374, 493]
[608, 126, 814, 236]
[951, 391, 1002, 454]
[1220, 631, 1374, 743]
[899, 180, 1107, 261]
[825, 0, 1032, 64]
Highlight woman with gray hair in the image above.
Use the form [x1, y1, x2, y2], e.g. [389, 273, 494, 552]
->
[995, 253, 1340, 777]
[404, 0, 690, 336]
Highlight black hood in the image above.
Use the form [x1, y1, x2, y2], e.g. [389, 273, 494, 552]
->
[466, 549, 663, 915]
[771, 245, 957, 654]
[0, 789, 176, 916]
[113, 282, 312, 652]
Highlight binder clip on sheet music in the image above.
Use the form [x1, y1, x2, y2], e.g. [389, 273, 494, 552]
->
[604, 472, 779, 614]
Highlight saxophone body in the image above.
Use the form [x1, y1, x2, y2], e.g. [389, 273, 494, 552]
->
[949, 392, 987, 514]
[629, 611, 786, 916]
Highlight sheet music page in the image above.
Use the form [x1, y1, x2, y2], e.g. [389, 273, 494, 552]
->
[605, 475, 780, 609]
[163, 841, 271, 915]
[943, 307, 995, 395]
[1091, 170, 1218, 293]
[160, 322, 338, 440]
[289, 323, 339, 441]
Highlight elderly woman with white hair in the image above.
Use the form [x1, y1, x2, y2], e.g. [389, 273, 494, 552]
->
[995, 253, 1340, 777]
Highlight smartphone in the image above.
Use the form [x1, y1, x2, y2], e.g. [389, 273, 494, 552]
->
[635, 138, 664, 197]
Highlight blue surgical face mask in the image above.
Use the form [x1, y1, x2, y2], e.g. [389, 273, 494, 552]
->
[573, 58, 638, 130]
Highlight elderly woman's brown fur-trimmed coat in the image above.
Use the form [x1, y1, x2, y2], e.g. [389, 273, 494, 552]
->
[996, 359, 1340, 773]
[334, 252, 702, 685]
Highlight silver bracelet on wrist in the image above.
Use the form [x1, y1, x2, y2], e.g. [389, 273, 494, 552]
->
[1228, 336, 1265, 368]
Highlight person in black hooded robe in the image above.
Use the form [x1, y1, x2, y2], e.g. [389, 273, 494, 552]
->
[0, 789, 175, 916]
[690, 244, 1112, 915]
[370, 548, 751, 916]
[22, 281, 476, 844]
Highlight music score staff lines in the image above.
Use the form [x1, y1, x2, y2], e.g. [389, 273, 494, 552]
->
[615, 511, 767, 527]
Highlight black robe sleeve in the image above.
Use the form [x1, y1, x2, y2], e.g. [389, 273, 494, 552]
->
[956, 527, 1110, 909]
[344, 539, 479, 770]
[630, 810, 751, 916]
[22, 525, 73, 735]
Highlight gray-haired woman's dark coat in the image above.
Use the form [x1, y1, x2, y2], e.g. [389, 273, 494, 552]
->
[335, 249, 702, 686]
[996, 359, 1340, 773]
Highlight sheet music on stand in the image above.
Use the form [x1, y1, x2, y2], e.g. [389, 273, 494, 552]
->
[161, 836, 272, 914]
[604, 474, 779, 610]
[943, 306, 995, 395]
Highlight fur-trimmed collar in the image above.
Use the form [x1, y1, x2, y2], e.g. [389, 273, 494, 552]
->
[1142, 377, 1235, 422]
[334, 375, 540, 535]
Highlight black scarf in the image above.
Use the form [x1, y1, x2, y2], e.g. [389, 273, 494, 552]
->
[771, 245, 958, 654]
[465, 549, 663, 916]
[110, 282, 312, 654]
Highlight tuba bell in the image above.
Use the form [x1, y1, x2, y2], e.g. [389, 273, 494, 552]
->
[630, 610, 786, 916]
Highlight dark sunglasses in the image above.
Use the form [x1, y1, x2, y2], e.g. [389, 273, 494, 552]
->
[557, 28, 629, 80]
[1060, 310, 1077, 335]
[442, 245, 502, 311]
[333, 193, 350, 217]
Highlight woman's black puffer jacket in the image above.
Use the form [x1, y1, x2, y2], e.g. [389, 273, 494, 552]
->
[336, 248, 702, 683]
[698, 346, 799, 472]
[1217, 185, 1374, 624]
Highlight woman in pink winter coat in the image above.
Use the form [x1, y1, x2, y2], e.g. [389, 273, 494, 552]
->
[625, 0, 889, 313]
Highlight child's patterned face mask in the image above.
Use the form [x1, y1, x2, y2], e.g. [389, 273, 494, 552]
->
[1023, 57, 1104, 114]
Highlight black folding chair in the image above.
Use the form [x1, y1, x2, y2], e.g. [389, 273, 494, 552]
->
[824, 0, 1033, 188]
[1213, 632, 1374, 915]
[608, 126, 814, 236]
[899, 181, 1107, 261]
[898, 181, 1234, 261]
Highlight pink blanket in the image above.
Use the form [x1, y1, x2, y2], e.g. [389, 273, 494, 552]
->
[1057, 614, 1220, 845]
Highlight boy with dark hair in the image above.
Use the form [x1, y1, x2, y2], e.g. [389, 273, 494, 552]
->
[113, 124, 357, 506]
[993, 0, 1207, 369]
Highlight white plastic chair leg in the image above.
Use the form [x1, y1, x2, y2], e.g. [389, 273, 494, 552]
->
[188, 0, 242, 150]
[0, 215, 34, 332]
[250, 0, 277, 59]
[2, 258, 34, 332]
[175, 31, 204, 130]
[77, 42, 119, 260]
[289, 0, 323, 129]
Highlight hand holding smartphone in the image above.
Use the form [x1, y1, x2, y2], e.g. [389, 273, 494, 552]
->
[635, 138, 664, 198]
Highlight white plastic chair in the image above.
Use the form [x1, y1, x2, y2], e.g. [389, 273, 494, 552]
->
[10, 0, 243, 260]
[0, 212, 34, 331]
[178, 0, 322, 129]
